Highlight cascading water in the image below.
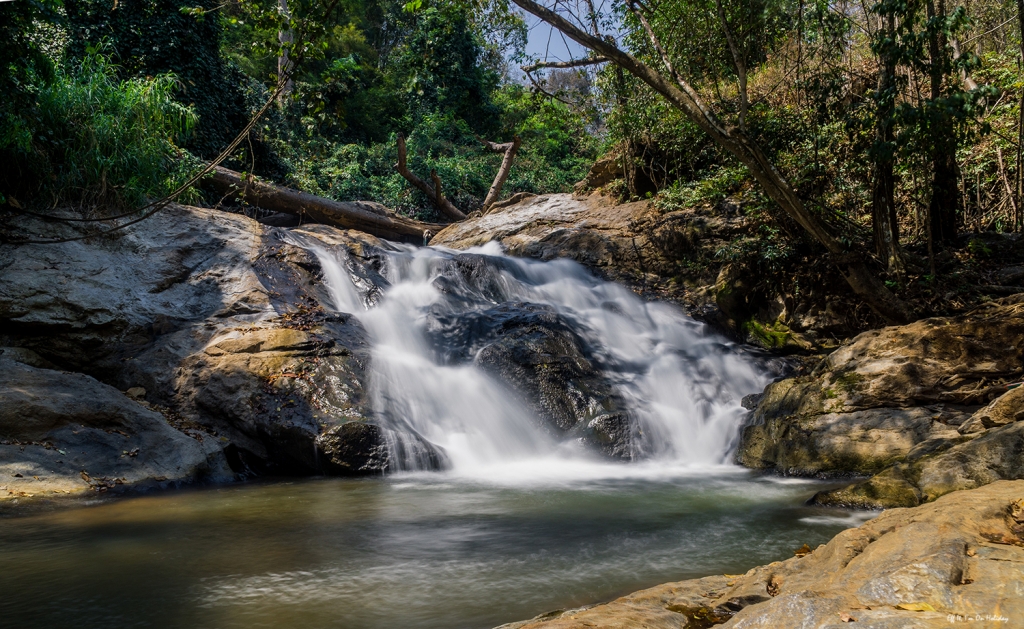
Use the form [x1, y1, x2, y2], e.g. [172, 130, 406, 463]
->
[1, 237, 868, 629]
[296, 236, 769, 478]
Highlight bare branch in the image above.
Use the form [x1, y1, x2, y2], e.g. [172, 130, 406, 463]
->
[521, 57, 608, 73]
[482, 136, 522, 210]
[523, 70, 579, 106]
[394, 134, 467, 221]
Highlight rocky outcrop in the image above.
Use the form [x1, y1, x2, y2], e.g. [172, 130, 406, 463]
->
[0, 354, 229, 508]
[427, 301, 637, 458]
[499, 480, 1024, 629]
[0, 204, 433, 505]
[431, 193, 865, 350]
[738, 297, 1024, 478]
[813, 387, 1024, 509]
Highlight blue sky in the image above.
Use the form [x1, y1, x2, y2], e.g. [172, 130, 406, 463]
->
[523, 14, 589, 64]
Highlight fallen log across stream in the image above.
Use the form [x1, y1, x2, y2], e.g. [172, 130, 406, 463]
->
[205, 166, 447, 243]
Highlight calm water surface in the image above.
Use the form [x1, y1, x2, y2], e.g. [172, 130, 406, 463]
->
[0, 468, 870, 629]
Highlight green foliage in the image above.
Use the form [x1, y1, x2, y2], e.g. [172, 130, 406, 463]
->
[2, 48, 199, 212]
[288, 86, 596, 219]
[0, 0, 62, 155]
[655, 166, 748, 210]
[64, 0, 279, 171]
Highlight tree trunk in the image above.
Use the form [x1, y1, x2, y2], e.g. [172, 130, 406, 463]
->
[481, 136, 521, 210]
[1017, 0, 1024, 230]
[205, 166, 444, 243]
[277, 0, 294, 105]
[394, 135, 467, 221]
[927, 0, 960, 245]
[509, 0, 913, 323]
[871, 15, 903, 276]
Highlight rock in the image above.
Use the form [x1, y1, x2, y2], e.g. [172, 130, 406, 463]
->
[430, 193, 857, 348]
[739, 402, 968, 477]
[0, 346, 56, 369]
[0, 204, 435, 492]
[814, 408, 1024, 509]
[497, 481, 1024, 629]
[995, 264, 1024, 286]
[318, 422, 447, 474]
[738, 298, 1024, 477]
[0, 358, 229, 507]
[958, 386, 1024, 435]
[426, 300, 639, 459]
[573, 153, 623, 194]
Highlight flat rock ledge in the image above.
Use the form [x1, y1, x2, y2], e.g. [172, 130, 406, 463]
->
[498, 480, 1024, 629]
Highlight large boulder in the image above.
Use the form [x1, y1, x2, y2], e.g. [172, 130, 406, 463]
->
[0, 355, 229, 508]
[813, 387, 1024, 509]
[498, 480, 1024, 629]
[738, 297, 1024, 477]
[427, 301, 637, 459]
[0, 205, 434, 490]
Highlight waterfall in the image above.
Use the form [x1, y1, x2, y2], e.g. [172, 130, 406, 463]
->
[298, 237, 768, 478]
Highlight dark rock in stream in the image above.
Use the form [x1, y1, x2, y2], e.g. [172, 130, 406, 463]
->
[426, 302, 640, 459]
[318, 422, 447, 474]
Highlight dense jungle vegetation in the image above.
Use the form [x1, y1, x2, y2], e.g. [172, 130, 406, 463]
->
[2, 0, 1023, 323]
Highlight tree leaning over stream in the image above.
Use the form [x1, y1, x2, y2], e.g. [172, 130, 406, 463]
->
[509, 0, 915, 323]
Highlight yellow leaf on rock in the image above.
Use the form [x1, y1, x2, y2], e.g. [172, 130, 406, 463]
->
[896, 602, 936, 612]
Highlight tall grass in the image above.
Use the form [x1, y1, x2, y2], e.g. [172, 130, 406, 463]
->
[6, 48, 199, 213]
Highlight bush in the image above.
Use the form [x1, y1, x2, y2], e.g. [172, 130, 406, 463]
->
[1, 48, 198, 212]
[286, 86, 597, 221]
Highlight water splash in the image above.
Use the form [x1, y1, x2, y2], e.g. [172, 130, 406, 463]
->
[301, 238, 768, 475]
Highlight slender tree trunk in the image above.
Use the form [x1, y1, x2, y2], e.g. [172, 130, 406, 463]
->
[927, 0, 960, 245]
[277, 0, 294, 105]
[394, 134, 467, 221]
[511, 0, 914, 323]
[1017, 0, 1024, 230]
[481, 137, 522, 210]
[871, 14, 903, 275]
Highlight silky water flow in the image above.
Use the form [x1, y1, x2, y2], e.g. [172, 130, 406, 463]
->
[299, 237, 768, 479]
[0, 239, 871, 629]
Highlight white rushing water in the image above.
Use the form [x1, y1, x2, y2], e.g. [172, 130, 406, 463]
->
[300, 239, 768, 480]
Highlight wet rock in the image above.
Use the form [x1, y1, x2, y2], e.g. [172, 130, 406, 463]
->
[738, 297, 1024, 477]
[498, 481, 1024, 629]
[0, 204, 406, 489]
[318, 422, 446, 474]
[0, 358, 230, 507]
[428, 302, 638, 459]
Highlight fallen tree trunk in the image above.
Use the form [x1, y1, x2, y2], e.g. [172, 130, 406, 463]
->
[206, 166, 445, 243]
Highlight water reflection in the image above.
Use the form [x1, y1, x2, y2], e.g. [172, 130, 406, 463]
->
[0, 473, 871, 629]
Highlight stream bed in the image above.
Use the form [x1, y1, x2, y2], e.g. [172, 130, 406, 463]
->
[0, 469, 869, 629]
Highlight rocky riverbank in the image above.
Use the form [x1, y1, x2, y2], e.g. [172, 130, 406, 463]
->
[1, 200, 663, 507]
[4, 192, 1024, 626]
[738, 296, 1024, 503]
[499, 480, 1024, 629]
